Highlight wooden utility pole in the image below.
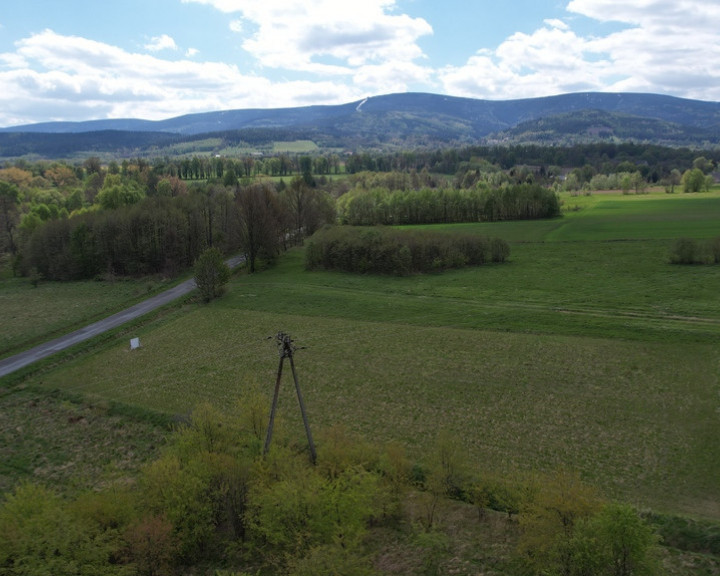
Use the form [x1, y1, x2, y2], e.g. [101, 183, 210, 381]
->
[263, 332, 317, 464]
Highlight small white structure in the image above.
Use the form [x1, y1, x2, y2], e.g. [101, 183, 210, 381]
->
[130, 337, 141, 350]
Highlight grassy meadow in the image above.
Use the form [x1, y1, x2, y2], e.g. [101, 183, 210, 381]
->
[3, 189, 720, 521]
[272, 140, 320, 153]
[0, 273, 184, 359]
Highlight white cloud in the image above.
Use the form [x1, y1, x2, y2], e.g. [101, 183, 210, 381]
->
[184, 0, 432, 72]
[544, 19, 569, 30]
[0, 29, 365, 125]
[440, 23, 609, 100]
[353, 60, 434, 94]
[1, 0, 719, 126]
[567, 0, 720, 100]
[440, 0, 720, 102]
[566, 0, 720, 29]
[144, 34, 178, 52]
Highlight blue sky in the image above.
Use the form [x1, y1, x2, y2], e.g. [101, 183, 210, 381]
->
[0, 0, 718, 127]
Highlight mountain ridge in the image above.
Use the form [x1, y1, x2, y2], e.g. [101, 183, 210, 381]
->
[1, 91, 719, 156]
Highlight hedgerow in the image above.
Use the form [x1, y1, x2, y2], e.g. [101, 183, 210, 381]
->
[670, 235, 720, 264]
[305, 226, 509, 275]
[336, 183, 561, 226]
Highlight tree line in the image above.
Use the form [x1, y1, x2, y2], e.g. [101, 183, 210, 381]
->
[337, 183, 561, 226]
[62, 143, 712, 188]
[16, 177, 334, 281]
[343, 142, 720, 179]
[153, 145, 718, 195]
[1, 156, 560, 281]
[2, 144, 713, 281]
[306, 226, 510, 275]
[152, 152, 342, 181]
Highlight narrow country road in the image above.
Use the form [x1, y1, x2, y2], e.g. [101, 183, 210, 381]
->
[0, 255, 245, 379]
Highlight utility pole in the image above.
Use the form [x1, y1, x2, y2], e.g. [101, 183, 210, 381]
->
[263, 332, 317, 464]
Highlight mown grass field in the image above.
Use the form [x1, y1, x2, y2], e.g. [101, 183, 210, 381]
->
[4, 190, 720, 522]
[272, 140, 320, 153]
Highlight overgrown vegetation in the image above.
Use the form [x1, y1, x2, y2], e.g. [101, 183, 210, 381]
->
[305, 225, 509, 274]
[16, 178, 333, 281]
[0, 400, 669, 575]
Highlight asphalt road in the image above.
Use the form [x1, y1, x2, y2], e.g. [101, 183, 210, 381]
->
[0, 255, 245, 378]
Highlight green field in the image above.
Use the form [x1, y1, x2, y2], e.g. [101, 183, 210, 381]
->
[272, 140, 320, 153]
[0, 275, 183, 359]
[549, 193, 720, 241]
[0, 388, 168, 495]
[4, 190, 720, 521]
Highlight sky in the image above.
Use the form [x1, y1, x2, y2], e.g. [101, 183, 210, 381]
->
[0, 0, 719, 127]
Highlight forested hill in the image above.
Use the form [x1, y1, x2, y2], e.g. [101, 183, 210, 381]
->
[1, 91, 720, 157]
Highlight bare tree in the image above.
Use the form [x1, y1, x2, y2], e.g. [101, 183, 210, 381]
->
[283, 176, 336, 245]
[235, 181, 284, 273]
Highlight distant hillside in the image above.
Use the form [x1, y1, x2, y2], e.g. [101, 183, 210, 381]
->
[490, 109, 720, 147]
[1, 92, 719, 157]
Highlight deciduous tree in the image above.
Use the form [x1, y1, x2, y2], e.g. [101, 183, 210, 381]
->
[518, 470, 602, 575]
[571, 503, 660, 576]
[682, 167, 707, 193]
[96, 173, 146, 209]
[235, 181, 284, 273]
[0, 180, 21, 255]
[194, 246, 230, 302]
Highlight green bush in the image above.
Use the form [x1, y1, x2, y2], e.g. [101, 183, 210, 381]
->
[707, 235, 720, 264]
[645, 512, 720, 555]
[669, 236, 720, 265]
[305, 226, 509, 275]
[0, 483, 128, 575]
[669, 237, 704, 264]
[194, 246, 231, 302]
[569, 503, 661, 576]
[337, 183, 560, 225]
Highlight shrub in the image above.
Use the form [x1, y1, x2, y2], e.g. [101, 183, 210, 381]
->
[570, 503, 661, 576]
[288, 543, 376, 576]
[669, 238, 703, 265]
[490, 236, 510, 263]
[305, 226, 509, 275]
[194, 246, 231, 302]
[123, 514, 176, 576]
[0, 482, 128, 575]
[645, 512, 720, 555]
[707, 236, 720, 264]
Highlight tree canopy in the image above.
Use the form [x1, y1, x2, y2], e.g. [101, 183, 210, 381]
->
[194, 246, 231, 302]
